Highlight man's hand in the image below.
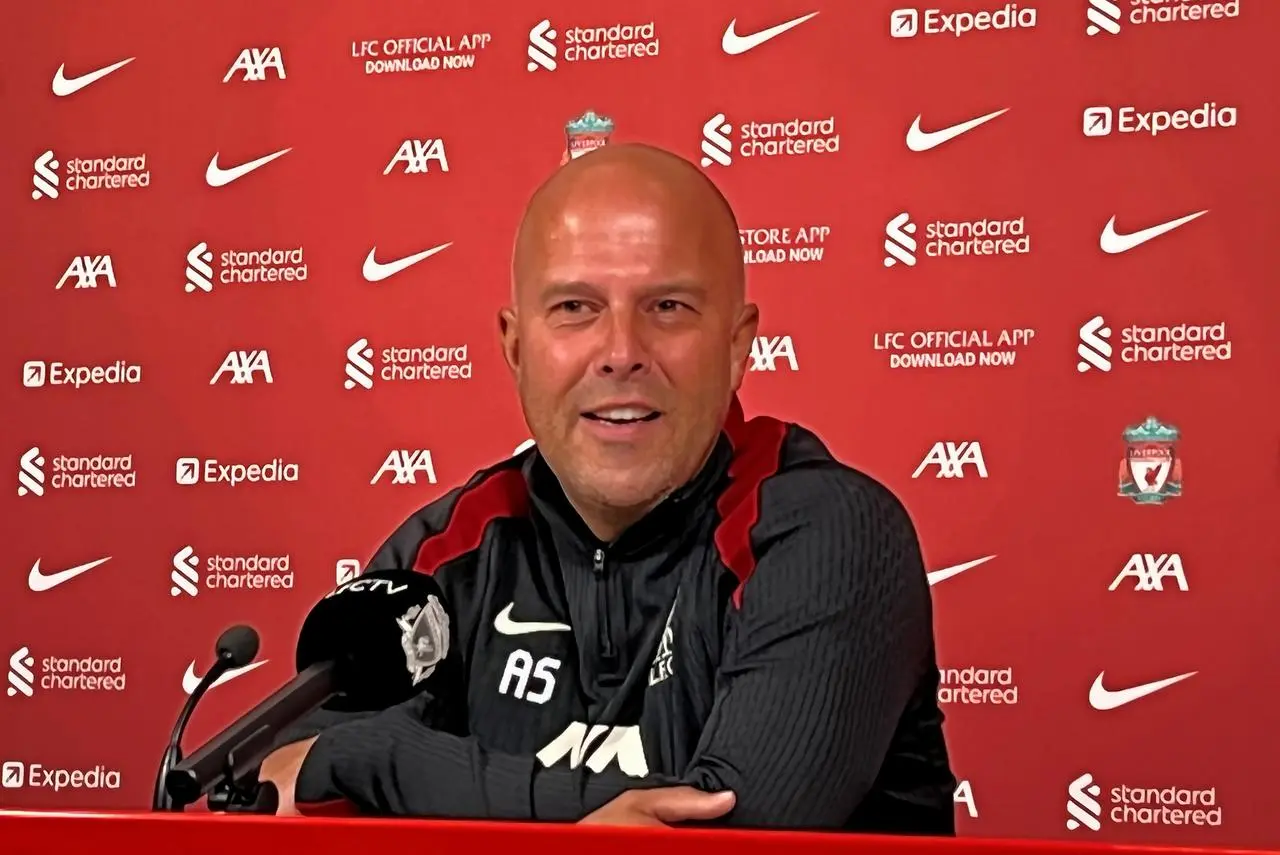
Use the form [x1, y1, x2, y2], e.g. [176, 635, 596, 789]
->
[257, 736, 319, 816]
[578, 786, 736, 827]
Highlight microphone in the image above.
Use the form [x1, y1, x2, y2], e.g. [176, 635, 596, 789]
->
[152, 625, 260, 811]
[163, 569, 453, 809]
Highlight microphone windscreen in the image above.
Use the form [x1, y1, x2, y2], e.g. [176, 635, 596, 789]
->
[296, 569, 455, 709]
[215, 624, 260, 668]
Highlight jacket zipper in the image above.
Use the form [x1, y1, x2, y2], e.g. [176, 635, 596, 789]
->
[592, 547, 616, 661]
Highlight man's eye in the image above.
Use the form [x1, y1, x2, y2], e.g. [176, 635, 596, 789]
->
[555, 300, 584, 313]
[656, 299, 686, 312]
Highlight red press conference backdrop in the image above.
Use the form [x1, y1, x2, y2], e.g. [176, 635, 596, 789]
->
[2, 0, 1278, 848]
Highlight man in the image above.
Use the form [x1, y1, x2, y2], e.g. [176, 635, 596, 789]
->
[260, 143, 956, 832]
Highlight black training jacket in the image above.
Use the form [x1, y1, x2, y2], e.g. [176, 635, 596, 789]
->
[288, 399, 956, 833]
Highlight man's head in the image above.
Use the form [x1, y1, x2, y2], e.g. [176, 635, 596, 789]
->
[500, 143, 758, 539]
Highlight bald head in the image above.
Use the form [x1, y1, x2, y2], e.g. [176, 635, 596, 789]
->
[497, 142, 759, 541]
[511, 143, 744, 306]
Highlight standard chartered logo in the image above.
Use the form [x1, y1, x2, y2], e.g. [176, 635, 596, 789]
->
[32, 151, 59, 200]
[171, 546, 293, 594]
[171, 546, 199, 597]
[17, 448, 45, 497]
[700, 113, 733, 167]
[884, 213, 917, 267]
[1086, 0, 1121, 35]
[185, 242, 214, 292]
[343, 338, 471, 389]
[7, 647, 35, 697]
[1077, 316, 1113, 372]
[1067, 773, 1103, 831]
[527, 19, 557, 71]
[345, 338, 375, 389]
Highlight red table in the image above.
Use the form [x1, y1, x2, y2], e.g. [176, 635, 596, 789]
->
[0, 811, 1274, 855]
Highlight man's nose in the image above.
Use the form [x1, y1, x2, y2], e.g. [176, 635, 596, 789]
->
[595, 309, 650, 378]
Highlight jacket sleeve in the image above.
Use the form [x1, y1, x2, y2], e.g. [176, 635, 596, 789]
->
[294, 468, 943, 827]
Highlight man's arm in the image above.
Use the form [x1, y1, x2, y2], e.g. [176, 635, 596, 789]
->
[294, 467, 938, 826]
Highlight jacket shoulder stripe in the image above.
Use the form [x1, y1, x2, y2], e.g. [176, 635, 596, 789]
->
[413, 466, 529, 575]
[713, 399, 788, 607]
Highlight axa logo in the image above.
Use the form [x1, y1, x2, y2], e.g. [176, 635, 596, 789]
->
[912, 441, 987, 479]
[527, 19, 558, 71]
[1076, 315, 1112, 373]
[884, 213, 917, 267]
[1067, 773, 1103, 831]
[1109, 553, 1188, 592]
[210, 349, 273, 384]
[31, 151, 60, 200]
[56, 255, 116, 289]
[384, 140, 450, 175]
[700, 113, 733, 167]
[171, 546, 200, 597]
[749, 335, 798, 371]
[372, 449, 437, 485]
[7, 647, 35, 697]
[223, 46, 286, 82]
[954, 779, 978, 818]
[1086, 0, 1121, 35]
[536, 722, 649, 777]
[344, 338, 375, 389]
[17, 447, 45, 497]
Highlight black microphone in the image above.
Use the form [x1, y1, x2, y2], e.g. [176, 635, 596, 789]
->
[152, 624, 260, 811]
[163, 569, 453, 808]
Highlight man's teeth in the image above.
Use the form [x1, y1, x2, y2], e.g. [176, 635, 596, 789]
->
[592, 407, 655, 422]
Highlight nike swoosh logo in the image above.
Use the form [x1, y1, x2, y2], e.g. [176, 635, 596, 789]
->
[906, 108, 1009, 152]
[1088, 670, 1197, 711]
[493, 603, 571, 636]
[721, 12, 819, 55]
[205, 148, 292, 188]
[51, 58, 135, 97]
[926, 555, 995, 587]
[28, 557, 112, 592]
[181, 660, 269, 695]
[362, 242, 453, 283]
[1099, 210, 1208, 254]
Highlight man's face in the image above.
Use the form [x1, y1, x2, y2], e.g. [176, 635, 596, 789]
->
[502, 183, 755, 519]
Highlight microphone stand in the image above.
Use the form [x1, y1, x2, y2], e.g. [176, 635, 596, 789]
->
[152, 653, 234, 812]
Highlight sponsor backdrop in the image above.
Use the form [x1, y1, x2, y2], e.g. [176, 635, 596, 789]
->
[1, 0, 1277, 847]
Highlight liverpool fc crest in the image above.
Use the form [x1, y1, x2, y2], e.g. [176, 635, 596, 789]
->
[1118, 416, 1182, 505]
[562, 110, 615, 165]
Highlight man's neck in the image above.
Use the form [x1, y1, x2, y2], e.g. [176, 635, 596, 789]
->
[563, 435, 722, 544]
[569, 496, 663, 544]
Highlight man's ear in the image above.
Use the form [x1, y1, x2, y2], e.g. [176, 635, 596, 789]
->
[498, 307, 520, 377]
[728, 302, 760, 391]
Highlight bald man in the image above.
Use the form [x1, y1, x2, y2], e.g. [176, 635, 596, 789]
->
[259, 144, 955, 832]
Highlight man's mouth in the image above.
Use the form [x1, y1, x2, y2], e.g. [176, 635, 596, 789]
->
[582, 406, 662, 425]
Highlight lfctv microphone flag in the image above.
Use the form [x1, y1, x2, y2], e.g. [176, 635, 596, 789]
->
[4, 0, 1276, 847]
[297, 570, 459, 711]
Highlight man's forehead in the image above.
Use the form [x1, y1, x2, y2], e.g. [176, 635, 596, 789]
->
[511, 144, 743, 299]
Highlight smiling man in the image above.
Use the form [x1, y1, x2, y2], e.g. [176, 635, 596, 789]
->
[259, 143, 956, 833]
